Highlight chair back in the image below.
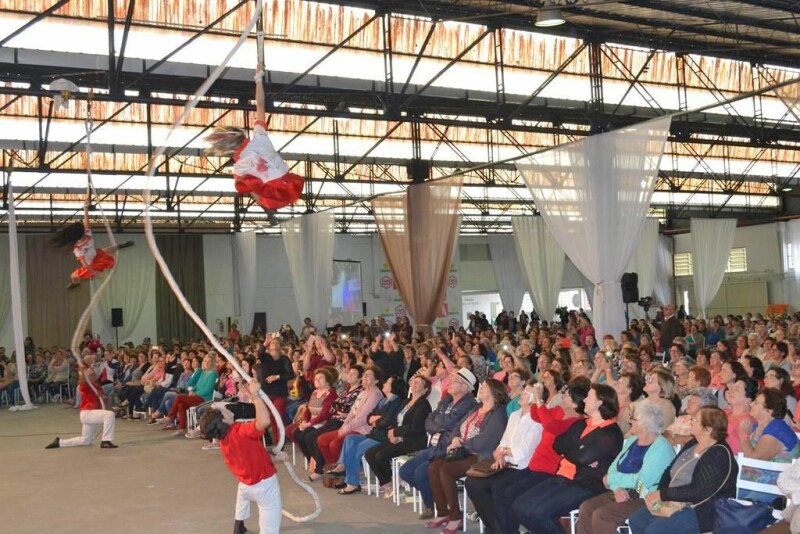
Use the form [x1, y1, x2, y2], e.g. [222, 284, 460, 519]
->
[735, 452, 792, 497]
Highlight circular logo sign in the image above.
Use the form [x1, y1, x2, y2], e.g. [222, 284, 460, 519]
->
[395, 305, 407, 318]
[447, 275, 458, 288]
[380, 276, 393, 289]
[448, 318, 459, 328]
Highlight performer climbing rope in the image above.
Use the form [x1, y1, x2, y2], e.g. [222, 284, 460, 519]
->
[50, 199, 134, 289]
[204, 69, 304, 211]
[137, 0, 322, 523]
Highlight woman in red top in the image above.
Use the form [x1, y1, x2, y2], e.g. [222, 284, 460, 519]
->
[491, 378, 589, 534]
[200, 379, 280, 534]
[50, 201, 133, 289]
[45, 357, 118, 449]
[204, 69, 303, 211]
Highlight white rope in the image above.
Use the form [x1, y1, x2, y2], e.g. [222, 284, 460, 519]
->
[139, 0, 320, 522]
[70, 106, 119, 409]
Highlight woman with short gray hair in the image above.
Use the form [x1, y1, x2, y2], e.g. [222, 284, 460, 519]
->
[577, 400, 676, 534]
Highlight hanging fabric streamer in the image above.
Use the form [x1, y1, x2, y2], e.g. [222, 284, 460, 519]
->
[7, 173, 35, 411]
[139, 0, 320, 522]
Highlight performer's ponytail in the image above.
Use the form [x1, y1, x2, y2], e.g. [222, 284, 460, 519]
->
[50, 222, 85, 249]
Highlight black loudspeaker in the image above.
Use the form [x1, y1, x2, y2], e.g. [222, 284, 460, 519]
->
[621, 273, 639, 304]
[252, 312, 267, 335]
[111, 308, 124, 327]
[362, 302, 367, 317]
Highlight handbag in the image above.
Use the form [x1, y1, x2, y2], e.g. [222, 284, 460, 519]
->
[445, 447, 469, 462]
[713, 499, 776, 533]
[465, 459, 508, 479]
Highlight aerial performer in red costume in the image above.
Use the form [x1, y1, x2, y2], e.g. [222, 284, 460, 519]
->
[204, 69, 304, 211]
[50, 200, 134, 289]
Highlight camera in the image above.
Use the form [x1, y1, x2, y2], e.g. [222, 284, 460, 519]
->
[605, 350, 614, 362]
[638, 296, 653, 313]
[384, 332, 390, 338]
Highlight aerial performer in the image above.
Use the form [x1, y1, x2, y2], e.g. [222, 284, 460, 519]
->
[200, 378, 281, 534]
[50, 199, 134, 289]
[44, 355, 118, 450]
[204, 68, 304, 211]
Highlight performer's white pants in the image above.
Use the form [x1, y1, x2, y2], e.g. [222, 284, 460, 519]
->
[235, 474, 281, 534]
[59, 409, 115, 447]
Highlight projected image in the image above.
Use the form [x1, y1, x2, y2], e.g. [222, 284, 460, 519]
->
[329, 260, 363, 326]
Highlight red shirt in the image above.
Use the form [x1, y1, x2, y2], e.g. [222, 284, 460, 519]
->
[220, 421, 277, 485]
[78, 381, 102, 411]
[528, 404, 580, 474]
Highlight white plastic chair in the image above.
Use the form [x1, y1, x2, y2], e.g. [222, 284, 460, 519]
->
[736, 452, 793, 498]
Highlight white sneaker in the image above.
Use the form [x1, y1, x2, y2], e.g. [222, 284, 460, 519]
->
[185, 428, 202, 439]
[202, 441, 220, 450]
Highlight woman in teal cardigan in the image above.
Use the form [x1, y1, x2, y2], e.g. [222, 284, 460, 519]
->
[577, 399, 676, 534]
[163, 354, 219, 431]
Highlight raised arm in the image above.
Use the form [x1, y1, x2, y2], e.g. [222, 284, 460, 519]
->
[249, 378, 271, 432]
[254, 70, 266, 124]
[83, 199, 90, 229]
[315, 336, 336, 365]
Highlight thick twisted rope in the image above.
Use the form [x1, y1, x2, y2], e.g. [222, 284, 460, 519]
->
[70, 105, 119, 408]
[139, 0, 320, 522]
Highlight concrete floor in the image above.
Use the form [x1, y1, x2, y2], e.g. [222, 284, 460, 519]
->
[0, 405, 432, 533]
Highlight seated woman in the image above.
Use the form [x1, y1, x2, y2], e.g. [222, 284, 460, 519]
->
[630, 406, 738, 534]
[333, 375, 405, 495]
[665, 387, 717, 447]
[509, 383, 624, 534]
[505, 367, 532, 415]
[425, 378, 508, 534]
[636, 368, 677, 436]
[28, 353, 49, 401]
[286, 367, 338, 446]
[142, 357, 195, 417]
[540, 368, 566, 408]
[161, 354, 218, 431]
[577, 400, 675, 534]
[147, 355, 202, 423]
[119, 354, 165, 413]
[465, 378, 543, 534]
[615, 371, 645, 435]
[764, 367, 798, 419]
[302, 365, 364, 480]
[737, 387, 800, 503]
[311, 366, 383, 479]
[724, 377, 758, 454]
[492, 378, 589, 534]
[364, 374, 433, 497]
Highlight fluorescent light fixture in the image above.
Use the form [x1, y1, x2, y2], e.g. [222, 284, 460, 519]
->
[536, 3, 566, 27]
[783, 187, 793, 192]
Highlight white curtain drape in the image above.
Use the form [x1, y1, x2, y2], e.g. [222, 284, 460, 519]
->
[91, 233, 155, 342]
[9, 182, 33, 407]
[626, 218, 659, 317]
[691, 218, 737, 319]
[512, 217, 565, 320]
[786, 220, 800, 282]
[487, 234, 527, 313]
[232, 232, 257, 335]
[516, 117, 671, 338]
[654, 235, 674, 306]
[282, 212, 335, 330]
[0, 235, 9, 339]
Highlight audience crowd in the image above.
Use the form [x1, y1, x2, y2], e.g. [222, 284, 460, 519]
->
[6, 305, 800, 533]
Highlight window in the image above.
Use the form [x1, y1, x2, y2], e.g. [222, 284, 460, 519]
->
[725, 247, 747, 273]
[674, 252, 693, 276]
[673, 248, 747, 277]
